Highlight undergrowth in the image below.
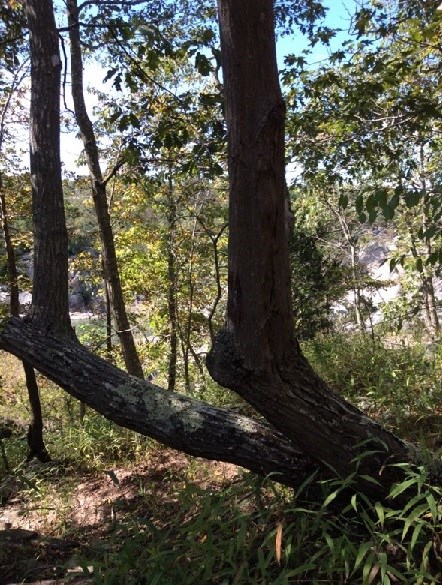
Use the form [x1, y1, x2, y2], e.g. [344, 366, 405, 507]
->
[303, 333, 442, 441]
[0, 332, 441, 584]
[73, 464, 441, 585]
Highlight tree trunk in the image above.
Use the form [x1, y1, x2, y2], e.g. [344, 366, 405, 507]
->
[166, 170, 177, 391]
[419, 145, 440, 336]
[23, 361, 50, 462]
[67, 0, 144, 378]
[206, 0, 418, 499]
[0, 65, 27, 317]
[0, 179, 19, 317]
[350, 244, 365, 332]
[422, 274, 439, 335]
[27, 0, 70, 332]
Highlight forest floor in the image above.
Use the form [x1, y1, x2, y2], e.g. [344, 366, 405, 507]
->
[0, 338, 441, 585]
[0, 449, 240, 585]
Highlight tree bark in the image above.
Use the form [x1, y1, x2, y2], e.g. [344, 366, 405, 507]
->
[67, 0, 144, 378]
[0, 178, 19, 317]
[206, 0, 421, 499]
[23, 361, 51, 462]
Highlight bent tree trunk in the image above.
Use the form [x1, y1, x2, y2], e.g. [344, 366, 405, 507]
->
[0, 316, 319, 490]
[206, 0, 425, 499]
[67, 0, 144, 378]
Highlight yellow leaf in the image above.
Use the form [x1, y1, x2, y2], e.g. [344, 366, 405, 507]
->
[275, 522, 283, 565]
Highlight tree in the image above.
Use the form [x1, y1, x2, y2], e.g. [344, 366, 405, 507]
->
[206, 0, 426, 498]
[0, 0, 440, 502]
[66, 0, 144, 378]
[284, 0, 442, 337]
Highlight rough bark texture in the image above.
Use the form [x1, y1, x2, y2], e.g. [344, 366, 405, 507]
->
[0, 317, 320, 491]
[67, 0, 144, 378]
[27, 0, 70, 332]
[206, 0, 421, 499]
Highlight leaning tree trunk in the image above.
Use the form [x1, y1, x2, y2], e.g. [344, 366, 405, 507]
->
[206, 0, 426, 499]
[67, 0, 144, 378]
[0, 316, 322, 491]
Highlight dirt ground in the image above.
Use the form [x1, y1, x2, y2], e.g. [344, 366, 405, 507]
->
[0, 449, 240, 585]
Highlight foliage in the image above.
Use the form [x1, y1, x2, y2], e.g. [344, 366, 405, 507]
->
[290, 223, 344, 339]
[303, 332, 442, 436]
[0, 1, 442, 581]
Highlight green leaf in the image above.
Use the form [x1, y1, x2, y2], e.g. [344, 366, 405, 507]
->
[376, 188, 388, 208]
[425, 493, 438, 521]
[365, 193, 377, 212]
[404, 190, 422, 208]
[195, 52, 212, 76]
[375, 501, 385, 527]
[389, 478, 418, 499]
[401, 503, 430, 540]
[382, 205, 394, 221]
[359, 474, 381, 486]
[351, 493, 358, 511]
[323, 490, 339, 507]
[339, 192, 349, 209]
[354, 541, 373, 570]
[409, 522, 424, 552]
[422, 225, 437, 240]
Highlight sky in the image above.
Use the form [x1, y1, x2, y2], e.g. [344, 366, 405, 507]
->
[58, 0, 356, 173]
[276, 0, 354, 67]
